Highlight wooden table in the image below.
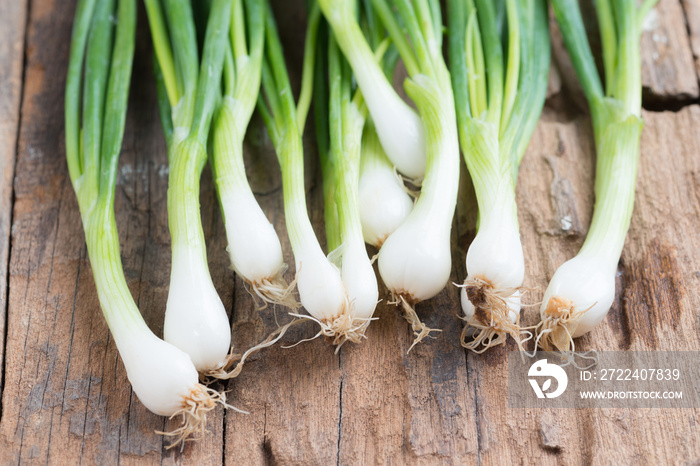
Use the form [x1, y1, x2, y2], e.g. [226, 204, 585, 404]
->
[1, 0, 699, 464]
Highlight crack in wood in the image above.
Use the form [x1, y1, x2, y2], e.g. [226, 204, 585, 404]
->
[0, 0, 31, 425]
[613, 262, 633, 350]
[642, 96, 700, 112]
[465, 356, 483, 466]
[262, 403, 274, 466]
[221, 389, 226, 466]
[336, 351, 343, 466]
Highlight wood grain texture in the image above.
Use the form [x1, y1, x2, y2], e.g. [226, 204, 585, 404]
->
[0, 0, 28, 411]
[639, 0, 699, 101]
[682, 0, 700, 79]
[0, 0, 699, 465]
[508, 106, 700, 465]
[0, 1, 227, 463]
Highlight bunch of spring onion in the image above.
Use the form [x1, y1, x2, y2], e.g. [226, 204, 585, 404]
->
[257, 2, 359, 345]
[312, 14, 382, 344]
[322, 0, 461, 347]
[318, 0, 426, 181]
[209, 0, 299, 310]
[448, 0, 550, 352]
[145, 0, 234, 374]
[536, 0, 656, 353]
[65, 0, 225, 446]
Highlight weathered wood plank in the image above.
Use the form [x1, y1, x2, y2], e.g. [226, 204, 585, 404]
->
[0, 0, 28, 408]
[639, 0, 699, 101]
[577, 107, 700, 464]
[2, 0, 700, 464]
[682, 0, 700, 80]
[553, 0, 699, 106]
[483, 106, 700, 465]
[0, 0, 227, 463]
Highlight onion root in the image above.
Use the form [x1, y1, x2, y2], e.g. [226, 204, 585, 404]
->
[246, 269, 300, 311]
[287, 309, 375, 351]
[203, 318, 303, 380]
[534, 296, 587, 354]
[460, 277, 530, 353]
[392, 294, 442, 353]
[159, 385, 234, 450]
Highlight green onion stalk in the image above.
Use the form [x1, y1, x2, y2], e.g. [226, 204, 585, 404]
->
[354, 3, 414, 249]
[536, 0, 657, 354]
[325, 0, 461, 349]
[145, 0, 234, 374]
[209, 0, 299, 311]
[258, 2, 356, 344]
[318, 0, 426, 180]
[448, 0, 550, 352]
[312, 12, 381, 345]
[66, 0, 225, 447]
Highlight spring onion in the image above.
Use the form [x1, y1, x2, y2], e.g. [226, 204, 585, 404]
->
[536, 0, 656, 353]
[313, 14, 380, 344]
[65, 0, 225, 446]
[258, 2, 356, 344]
[208, 0, 298, 310]
[318, 0, 426, 180]
[448, 0, 550, 351]
[145, 0, 233, 373]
